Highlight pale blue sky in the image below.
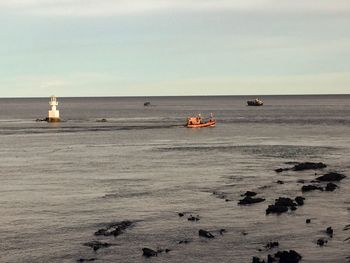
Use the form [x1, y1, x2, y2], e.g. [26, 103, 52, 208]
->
[0, 0, 349, 97]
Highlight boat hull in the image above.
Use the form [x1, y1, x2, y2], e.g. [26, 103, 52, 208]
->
[247, 101, 263, 106]
[187, 121, 216, 128]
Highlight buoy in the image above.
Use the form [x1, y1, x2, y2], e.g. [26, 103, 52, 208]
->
[48, 95, 60, 122]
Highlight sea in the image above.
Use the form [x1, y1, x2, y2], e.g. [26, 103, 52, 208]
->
[0, 95, 349, 263]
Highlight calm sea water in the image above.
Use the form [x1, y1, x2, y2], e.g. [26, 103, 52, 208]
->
[0, 95, 349, 263]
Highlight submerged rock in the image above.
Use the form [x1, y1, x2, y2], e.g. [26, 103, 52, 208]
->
[326, 227, 334, 237]
[252, 250, 302, 263]
[252, 257, 265, 263]
[316, 172, 346, 182]
[317, 238, 327, 246]
[199, 229, 215, 238]
[178, 212, 184, 217]
[266, 205, 289, 215]
[325, 182, 338, 191]
[239, 196, 265, 205]
[306, 219, 311, 224]
[301, 185, 323, 192]
[274, 250, 302, 263]
[94, 220, 133, 237]
[275, 168, 288, 173]
[242, 191, 258, 197]
[265, 241, 279, 250]
[142, 248, 157, 257]
[266, 197, 297, 214]
[83, 241, 111, 251]
[293, 162, 327, 171]
[76, 258, 96, 262]
[294, 196, 305, 206]
[188, 215, 200, 221]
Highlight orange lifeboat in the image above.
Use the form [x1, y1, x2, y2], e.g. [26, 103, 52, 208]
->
[186, 114, 216, 128]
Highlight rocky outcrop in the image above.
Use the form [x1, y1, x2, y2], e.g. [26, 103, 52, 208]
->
[275, 162, 327, 173]
[301, 185, 323, 192]
[316, 172, 346, 182]
[325, 182, 338, 191]
[83, 241, 111, 251]
[239, 196, 265, 205]
[252, 250, 302, 263]
[142, 248, 157, 257]
[94, 220, 133, 237]
[266, 197, 298, 214]
[199, 229, 215, 238]
[294, 196, 305, 206]
[293, 162, 327, 171]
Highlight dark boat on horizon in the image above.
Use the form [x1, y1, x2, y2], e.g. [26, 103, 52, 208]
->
[247, 98, 264, 106]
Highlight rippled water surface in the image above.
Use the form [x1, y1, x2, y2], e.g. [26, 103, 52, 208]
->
[0, 95, 349, 263]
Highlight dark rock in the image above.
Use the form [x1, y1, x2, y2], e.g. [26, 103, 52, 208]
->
[344, 224, 350, 231]
[266, 241, 279, 249]
[165, 249, 171, 253]
[294, 196, 305, 206]
[178, 212, 184, 217]
[290, 206, 297, 211]
[94, 220, 133, 237]
[94, 228, 108, 236]
[252, 257, 265, 263]
[297, 179, 305, 184]
[317, 238, 327, 246]
[266, 205, 289, 215]
[325, 183, 338, 191]
[219, 229, 226, 235]
[275, 197, 297, 207]
[239, 196, 266, 205]
[326, 227, 333, 237]
[242, 231, 248, 235]
[199, 229, 215, 238]
[306, 219, 311, 224]
[293, 162, 327, 171]
[274, 250, 302, 263]
[77, 258, 96, 262]
[142, 248, 157, 257]
[275, 168, 289, 173]
[83, 241, 111, 251]
[96, 118, 107, 122]
[301, 185, 323, 192]
[242, 191, 257, 197]
[276, 180, 284, 184]
[188, 215, 200, 221]
[178, 239, 191, 244]
[266, 197, 298, 214]
[316, 172, 346, 182]
[267, 254, 274, 263]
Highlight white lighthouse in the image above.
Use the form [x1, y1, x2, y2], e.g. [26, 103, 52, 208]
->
[48, 95, 60, 122]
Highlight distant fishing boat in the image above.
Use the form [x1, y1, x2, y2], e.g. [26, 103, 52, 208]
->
[186, 114, 216, 128]
[247, 98, 263, 106]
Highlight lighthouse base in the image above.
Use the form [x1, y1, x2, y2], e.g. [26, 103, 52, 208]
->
[47, 117, 61, 123]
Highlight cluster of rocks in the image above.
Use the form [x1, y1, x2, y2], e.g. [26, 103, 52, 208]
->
[238, 191, 265, 205]
[275, 162, 327, 173]
[142, 247, 171, 257]
[317, 227, 334, 246]
[178, 212, 200, 222]
[266, 196, 305, 215]
[212, 190, 231, 202]
[94, 220, 133, 237]
[252, 250, 302, 263]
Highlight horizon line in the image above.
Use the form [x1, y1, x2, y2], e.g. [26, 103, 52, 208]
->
[0, 93, 349, 99]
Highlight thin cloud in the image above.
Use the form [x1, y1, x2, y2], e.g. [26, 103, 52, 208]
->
[1, 0, 350, 16]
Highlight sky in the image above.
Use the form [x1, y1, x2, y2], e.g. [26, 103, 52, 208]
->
[0, 0, 349, 97]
